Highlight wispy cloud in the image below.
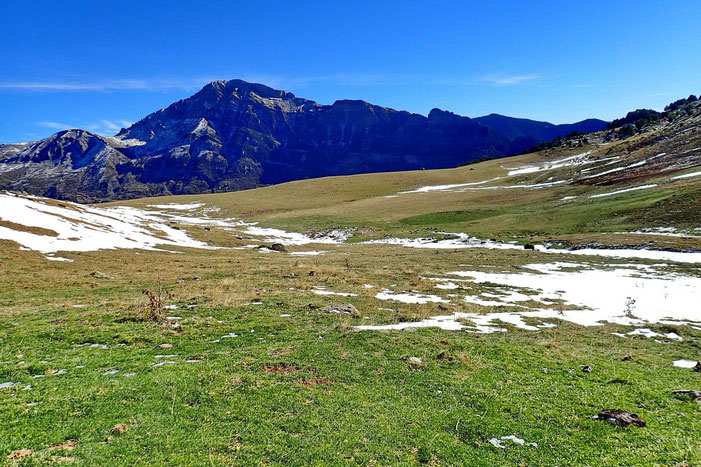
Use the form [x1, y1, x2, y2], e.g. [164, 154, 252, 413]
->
[36, 121, 74, 130]
[479, 73, 540, 86]
[2, 72, 545, 93]
[36, 119, 132, 135]
[0, 78, 216, 92]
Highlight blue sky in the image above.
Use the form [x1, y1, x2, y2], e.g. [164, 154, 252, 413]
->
[1, 0, 699, 143]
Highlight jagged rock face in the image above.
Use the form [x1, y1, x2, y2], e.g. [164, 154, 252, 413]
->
[0, 130, 132, 202]
[0, 79, 606, 202]
[115, 80, 515, 190]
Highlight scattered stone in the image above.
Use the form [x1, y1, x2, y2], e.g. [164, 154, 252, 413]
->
[408, 357, 423, 365]
[270, 243, 287, 252]
[672, 389, 701, 402]
[192, 276, 201, 281]
[159, 343, 173, 349]
[0, 382, 17, 389]
[320, 303, 360, 316]
[621, 355, 633, 362]
[308, 271, 316, 276]
[695, 362, 701, 372]
[594, 409, 646, 427]
[541, 368, 548, 374]
[582, 365, 592, 373]
[6, 449, 32, 460]
[524, 244, 535, 250]
[89, 271, 114, 279]
[110, 423, 128, 435]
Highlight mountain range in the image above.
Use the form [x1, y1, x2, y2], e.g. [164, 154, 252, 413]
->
[0, 79, 607, 202]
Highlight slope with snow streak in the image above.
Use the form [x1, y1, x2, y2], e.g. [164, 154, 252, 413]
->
[505, 150, 593, 176]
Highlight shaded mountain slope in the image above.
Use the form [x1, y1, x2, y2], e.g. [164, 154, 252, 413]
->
[1, 79, 606, 202]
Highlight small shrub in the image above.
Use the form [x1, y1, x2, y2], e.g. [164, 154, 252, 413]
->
[141, 277, 171, 322]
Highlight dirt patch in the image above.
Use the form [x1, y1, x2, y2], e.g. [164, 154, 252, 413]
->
[261, 364, 301, 375]
[7, 449, 32, 460]
[50, 440, 78, 451]
[296, 378, 332, 387]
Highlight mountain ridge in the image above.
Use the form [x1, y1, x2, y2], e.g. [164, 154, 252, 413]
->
[0, 79, 607, 202]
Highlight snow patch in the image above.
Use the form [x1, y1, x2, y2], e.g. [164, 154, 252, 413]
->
[673, 359, 698, 368]
[589, 184, 658, 199]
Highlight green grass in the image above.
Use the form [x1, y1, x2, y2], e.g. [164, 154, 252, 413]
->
[1, 239, 699, 465]
[2, 126, 700, 464]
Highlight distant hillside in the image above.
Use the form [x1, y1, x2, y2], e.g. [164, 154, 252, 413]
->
[1, 79, 606, 202]
[473, 114, 607, 144]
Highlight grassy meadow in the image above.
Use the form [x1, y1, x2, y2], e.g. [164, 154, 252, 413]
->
[1, 130, 700, 465]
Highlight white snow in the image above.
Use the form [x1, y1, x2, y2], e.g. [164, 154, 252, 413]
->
[589, 184, 658, 199]
[671, 170, 701, 180]
[396, 178, 568, 195]
[489, 435, 537, 448]
[506, 151, 593, 176]
[400, 177, 502, 193]
[535, 245, 701, 264]
[365, 232, 522, 251]
[0, 192, 214, 255]
[619, 227, 701, 238]
[375, 289, 449, 304]
[147, 202, 205, 210]
[584, 159, 648, 178]
[623, 328, 683, 341]
[311, 287, 357, 297]
[366, 231, 701, 264]
[289, 250, 328, 256]
[243, 226, 350, 245]
[0, 192, 351, 259]
[672, 359, 698, 368]
[358, 261, 701, 333]
[151, 361, 176, 367]
[0, 382, 18, 389]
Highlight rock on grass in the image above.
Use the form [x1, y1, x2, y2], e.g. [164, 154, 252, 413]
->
[594, 409, 646, 427]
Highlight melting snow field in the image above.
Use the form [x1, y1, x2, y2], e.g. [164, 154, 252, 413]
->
[0, 192, 213, 258]
[0, 192, 347, 259]
[365, 232, 701, 264]
[357, 261, 701, 333]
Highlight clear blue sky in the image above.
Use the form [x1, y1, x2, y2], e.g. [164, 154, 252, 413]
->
[1, 0, 700, 143]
